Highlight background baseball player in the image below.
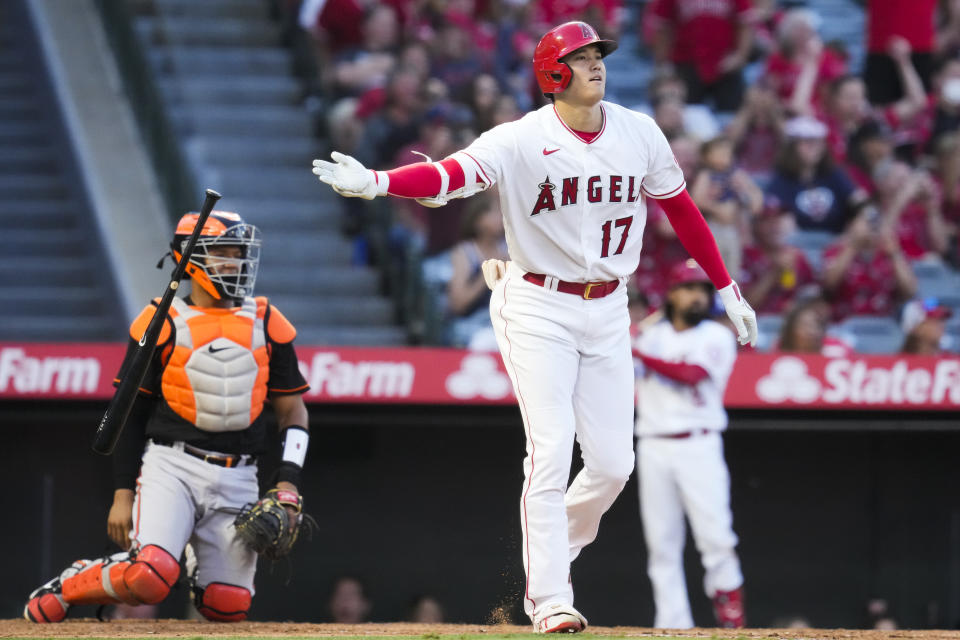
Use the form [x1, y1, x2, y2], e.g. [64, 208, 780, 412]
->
[312, 21, 757, 633]
[24, 211, 312, 623]
[633, 260, 744, 629]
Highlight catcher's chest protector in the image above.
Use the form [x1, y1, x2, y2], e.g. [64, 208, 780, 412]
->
[161, 297, 269, 431]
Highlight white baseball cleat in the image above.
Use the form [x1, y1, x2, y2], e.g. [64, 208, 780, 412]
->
[533, 603, 588, 633]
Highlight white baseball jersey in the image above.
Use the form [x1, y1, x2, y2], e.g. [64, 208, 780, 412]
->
[635, 319, 737, 435]
[452, 102, 685, 282]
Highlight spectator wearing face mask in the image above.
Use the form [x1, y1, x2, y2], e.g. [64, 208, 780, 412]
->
[927, 58, 960, 153]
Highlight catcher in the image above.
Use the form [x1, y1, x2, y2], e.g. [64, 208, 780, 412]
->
[24, 211, 311, 623]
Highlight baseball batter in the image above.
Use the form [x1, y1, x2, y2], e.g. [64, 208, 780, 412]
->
[633, 260, 744, 629]
[24, 211, 312, 623]
[313, 22, 757, 632]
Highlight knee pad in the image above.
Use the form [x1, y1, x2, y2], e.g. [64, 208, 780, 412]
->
[123, 545, 180, 605]
[193, 582, 251, 622]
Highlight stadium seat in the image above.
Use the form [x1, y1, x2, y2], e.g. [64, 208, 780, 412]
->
[836, 316, 903, 354]
[786, 230, 836, 273]
[756, 315, 784, 352]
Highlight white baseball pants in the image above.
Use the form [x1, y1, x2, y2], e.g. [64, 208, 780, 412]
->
[637, 432, 743, 628]
[490, 264, 635, 621]
[132, 441, 260, 592]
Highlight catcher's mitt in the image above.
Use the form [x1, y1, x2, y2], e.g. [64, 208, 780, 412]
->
[233, 489, 303, 559]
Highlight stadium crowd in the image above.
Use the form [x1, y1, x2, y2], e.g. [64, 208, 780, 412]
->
[280, 0, 960, 354]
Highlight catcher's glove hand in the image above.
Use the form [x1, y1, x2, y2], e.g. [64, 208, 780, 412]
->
[234, 489, 303, 559]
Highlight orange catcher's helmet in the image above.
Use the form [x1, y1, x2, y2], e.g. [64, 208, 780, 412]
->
[532, 21, 618, 95]
[171, 210, 261, 301]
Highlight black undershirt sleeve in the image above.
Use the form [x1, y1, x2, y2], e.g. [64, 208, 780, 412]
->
[111, 337, 165, 490]
[111, 394, 154, 490]
[267, 340, 309, 396]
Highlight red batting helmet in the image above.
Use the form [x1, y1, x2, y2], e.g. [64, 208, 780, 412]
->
[532, 22, 618, 95]
[668, 259, 713, 291]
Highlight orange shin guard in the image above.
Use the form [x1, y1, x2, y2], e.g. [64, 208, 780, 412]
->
[60, 545, 180, 607]
[61, 560, 136, 606]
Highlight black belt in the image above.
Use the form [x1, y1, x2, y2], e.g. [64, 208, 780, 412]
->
[151, 439, 256, 468]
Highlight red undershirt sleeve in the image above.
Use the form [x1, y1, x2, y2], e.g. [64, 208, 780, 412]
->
[657, 190, 733, 289]
[382, 158, 466, 198]
[635, 353, 710, 386]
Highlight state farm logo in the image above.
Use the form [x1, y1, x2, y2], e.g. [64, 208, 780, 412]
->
[445, 353, 513, 400]
[299, 352, 414, 398]
[0, 347, 100, 394]
[756, 357, 820, 403]
[755, 356, 960, 406]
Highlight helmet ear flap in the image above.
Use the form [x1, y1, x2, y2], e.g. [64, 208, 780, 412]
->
[170, 249, 223, 300]
[184, 262, 223, 300]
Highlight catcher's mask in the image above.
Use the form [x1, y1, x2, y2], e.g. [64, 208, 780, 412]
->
[170, 210, 261, 302]
[532, 21, 618, 96]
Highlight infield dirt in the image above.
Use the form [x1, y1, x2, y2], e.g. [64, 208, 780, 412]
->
[2, 621, 960, 640]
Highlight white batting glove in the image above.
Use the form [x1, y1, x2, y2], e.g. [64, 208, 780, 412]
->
[481, 259, 510, 291]
[312, 152, 383, 200]
[717, 281, 758, 347]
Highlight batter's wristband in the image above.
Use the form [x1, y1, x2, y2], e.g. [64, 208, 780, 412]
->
[271, 461, 302, 489]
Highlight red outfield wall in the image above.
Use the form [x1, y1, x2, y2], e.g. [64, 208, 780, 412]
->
[1, 343, 958, 410]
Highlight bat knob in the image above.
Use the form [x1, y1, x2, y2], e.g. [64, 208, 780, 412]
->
[205, 189, 222, 200]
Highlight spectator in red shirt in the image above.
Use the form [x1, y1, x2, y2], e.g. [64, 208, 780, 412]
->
[535, 0, 623, 40]
[740, 199, 817, 315]
[821, 210, 918, 321]
[872, 160, 949, 261]
[863, 0, 936, 105]
[764, 9, 847, 110]
[776, 297, 854, 357]
[845, 119, 895, 193]
[646, 0, 753, 112]
[794, 39, 927, 163]
[725, 83, 785, 183]
[932, 132, 960, 265]
[330, 5, 401, 97]
[690, 136, 764, 278]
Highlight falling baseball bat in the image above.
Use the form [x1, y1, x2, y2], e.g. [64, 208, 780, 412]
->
[91, 188, 222, 455]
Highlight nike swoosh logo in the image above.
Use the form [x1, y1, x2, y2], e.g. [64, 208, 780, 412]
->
[543, 148, 561, 156]
[208, 345, 232, 354]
